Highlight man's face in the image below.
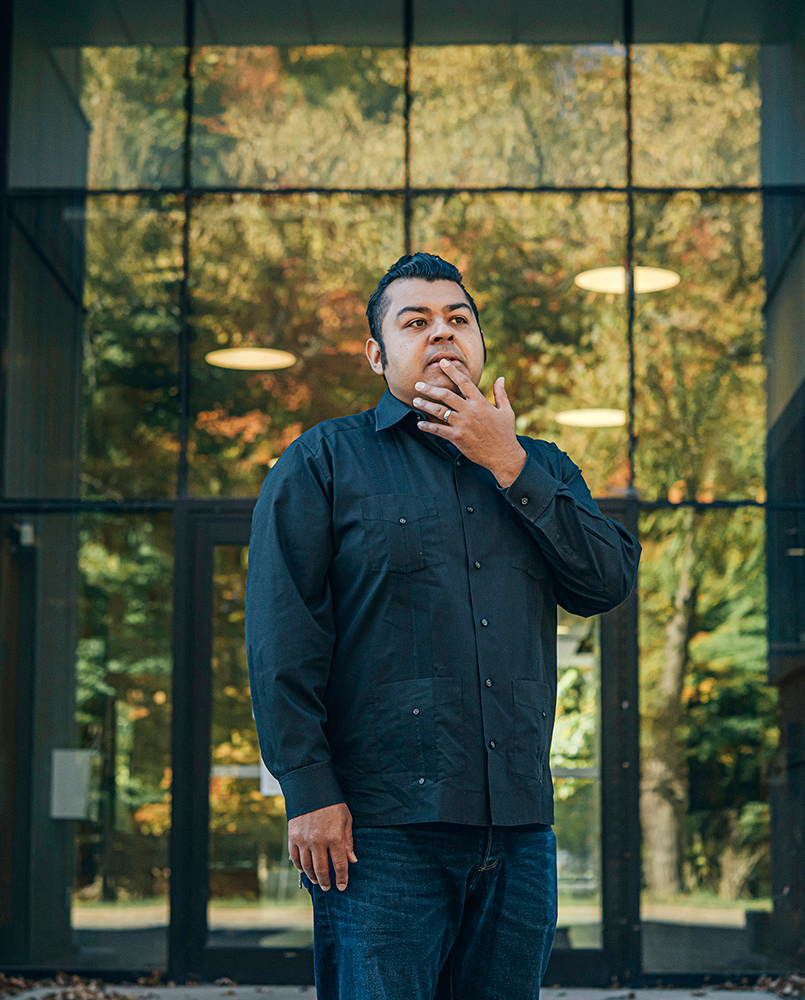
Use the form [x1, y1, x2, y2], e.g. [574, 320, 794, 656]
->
[365, 278, 485, 406]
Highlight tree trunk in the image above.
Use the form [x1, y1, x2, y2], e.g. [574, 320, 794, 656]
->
[641, 509, 698, 897]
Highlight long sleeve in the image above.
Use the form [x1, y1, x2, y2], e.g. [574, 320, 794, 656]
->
[500, 442, 641, 616]
[245, 439, 344, 820]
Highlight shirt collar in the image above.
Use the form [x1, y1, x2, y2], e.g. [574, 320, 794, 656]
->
[374, 388, 418, 431]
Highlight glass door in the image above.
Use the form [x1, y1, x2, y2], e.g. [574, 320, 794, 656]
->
[168, 506, 313, 983]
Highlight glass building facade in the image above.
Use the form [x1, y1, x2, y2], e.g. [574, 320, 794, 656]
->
[1, 0, 804, 984]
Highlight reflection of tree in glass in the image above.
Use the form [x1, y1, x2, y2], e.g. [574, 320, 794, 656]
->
[411, 45, 626, 187]
[414, 192, 631, 497]
[633, 45, 760, 187]
[634, 193, 764, 503]
[188, 193, 403, 496]
[75, 514, 173, 902]
[83, 197, 183, 499]
[192, 46, 406, 188]
[639, 508, 775, 901]
[81, 48, 187, 189]
[209, 546, 289, 899]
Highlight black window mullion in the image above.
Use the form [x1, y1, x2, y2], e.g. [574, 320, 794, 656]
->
[177, 0, 196, 499]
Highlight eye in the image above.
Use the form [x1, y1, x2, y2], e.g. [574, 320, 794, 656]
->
[452, 315, 468, 323]
[407, 318, 427, 328]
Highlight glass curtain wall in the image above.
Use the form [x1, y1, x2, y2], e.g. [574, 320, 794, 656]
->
[2, 0, 784, 976]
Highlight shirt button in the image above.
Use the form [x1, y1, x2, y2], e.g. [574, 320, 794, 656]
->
[542, 710, 546, 717]
[488, 740, 496, 749]
[474, 561, 481, 569]
[399, 517, 407, 524]
[466, 506, 474, 513]
[456, 458, 462, 466]
[485, 678, 493, 687]
[418, 777, 425, 785]
[481, 618, 488, 626]
[413, 708, 420, 715]
[520, 497, 529, 505]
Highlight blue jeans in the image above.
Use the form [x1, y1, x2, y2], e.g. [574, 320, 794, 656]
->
[302, 822, 557, 1000]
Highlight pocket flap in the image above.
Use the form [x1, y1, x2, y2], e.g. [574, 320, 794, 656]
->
[513, 678, 552, 710]
[362, 494, 438, 523]
[511, 548, 548, 581]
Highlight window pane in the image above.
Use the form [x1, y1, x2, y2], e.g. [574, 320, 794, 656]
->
[633, 193, 765, 503]
[192, 47, 406, 188]
[411, 45, 626, 188]
[5, 197, 85, 499]
[83, 196, 183, 499]
[81, 48, 187, 189]
[412, 192, 629, 498]
[9, 0, 185, 190]
[639, 507, 776, 974]
[632, 45, 761, 187]
[188, 193, 404, 497]
[207, 545, 312, 949]
[73, 512, 174, 970]
[554, 611, 602, 950]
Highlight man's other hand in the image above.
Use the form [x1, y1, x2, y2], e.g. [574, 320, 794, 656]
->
[288, 802, 357, 892]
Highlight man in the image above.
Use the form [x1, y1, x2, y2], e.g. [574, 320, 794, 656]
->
[246, 252, 640, 999]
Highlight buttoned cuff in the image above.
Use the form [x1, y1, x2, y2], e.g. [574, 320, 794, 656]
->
[279, 760, 345, 820]
[501, 452, 560, 520]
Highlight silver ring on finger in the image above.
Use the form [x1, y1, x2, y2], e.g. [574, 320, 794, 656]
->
[443, 408, 452, 424]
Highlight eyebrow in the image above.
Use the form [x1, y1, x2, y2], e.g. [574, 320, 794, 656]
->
[395, 303, 471, 319]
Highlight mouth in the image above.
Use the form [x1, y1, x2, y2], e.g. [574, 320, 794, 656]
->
[426, 353, 464, 368]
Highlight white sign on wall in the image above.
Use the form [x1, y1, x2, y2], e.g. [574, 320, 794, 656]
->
[50, 749, 98, 820]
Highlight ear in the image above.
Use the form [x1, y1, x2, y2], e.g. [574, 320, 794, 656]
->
[365, 338, 384, 375]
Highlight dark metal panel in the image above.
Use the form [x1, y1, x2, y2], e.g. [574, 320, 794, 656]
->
[167, 501, 197, 979]
[598, 496, 642, 984]
[0, 523, 37, 962]
[0, 0, 13, 498]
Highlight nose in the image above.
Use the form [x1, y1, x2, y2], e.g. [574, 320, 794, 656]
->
[430, 318, 454, 342]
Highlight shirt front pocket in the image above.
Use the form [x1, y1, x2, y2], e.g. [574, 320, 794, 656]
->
[361, 494, 443, 573]
[511, 678, 553, 781]
[511, 546, 549, 583]
[374, 676, 465, 780]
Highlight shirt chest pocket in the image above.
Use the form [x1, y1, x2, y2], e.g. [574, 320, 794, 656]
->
[361, 494, 443, 573]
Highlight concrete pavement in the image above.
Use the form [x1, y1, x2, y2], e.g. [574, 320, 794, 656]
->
[2, 984, 795, 1000]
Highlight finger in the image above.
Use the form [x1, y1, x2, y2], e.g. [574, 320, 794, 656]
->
[417, 420, 455, 438]
[289, 842, 302, 871]
[413, 381, 464, 406]
[492, 375, 512, 412]
[330, 844, 350, 891]
[437, 358, 484, 398]
[300, 848, 318, 884]
[312, 847, 332, 891]
[412, 396, 452, 421]
[346, 824, 358, 865]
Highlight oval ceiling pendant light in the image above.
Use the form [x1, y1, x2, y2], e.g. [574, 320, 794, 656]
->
[205, 348, 297, 370]
[555, 408, 627, 428]
[574, 265, 680, 294]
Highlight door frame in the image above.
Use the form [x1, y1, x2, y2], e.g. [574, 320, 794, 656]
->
[167, 496, 640, 985]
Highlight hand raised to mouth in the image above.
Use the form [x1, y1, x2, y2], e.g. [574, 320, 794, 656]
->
[412, 359, 527, 488]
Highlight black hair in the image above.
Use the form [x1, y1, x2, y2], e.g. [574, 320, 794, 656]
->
[366, 252, 482, 366]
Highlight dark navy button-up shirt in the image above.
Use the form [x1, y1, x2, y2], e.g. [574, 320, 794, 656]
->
[246, 389, 640, 827]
